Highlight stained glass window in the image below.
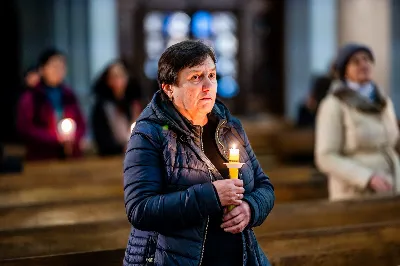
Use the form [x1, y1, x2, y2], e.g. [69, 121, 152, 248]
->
[143, 10, 239, 98]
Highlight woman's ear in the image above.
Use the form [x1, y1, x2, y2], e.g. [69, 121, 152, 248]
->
[161, 84, 173, 100]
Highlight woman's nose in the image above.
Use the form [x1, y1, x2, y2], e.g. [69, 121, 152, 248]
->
[202, 77, 213, 91]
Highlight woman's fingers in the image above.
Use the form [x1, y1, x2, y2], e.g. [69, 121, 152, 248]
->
[221, 213, 245, 229]
[223, 220, 247, 234]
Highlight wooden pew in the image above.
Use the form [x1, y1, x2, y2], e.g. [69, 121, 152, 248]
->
[1, 194, 398, 233]
[269, 128, 315, 163]
[0, 156, 307, 190]
[267, 166, 327, 202]
[0, 159, 328, 207]
[240, 116, 293, 155]
[2, 220, 399, 265]
[262, 220, 400, 266]
[0, 183, 123, 208]
[257, 195, 400, 233]
[0, 198, 124, 231]
[0, 177, 325, 207]
[0, 220, 130, 260]
[1, 196, 399, 261]
[1, 249, 125, 266]
[271, 248, 400, 266]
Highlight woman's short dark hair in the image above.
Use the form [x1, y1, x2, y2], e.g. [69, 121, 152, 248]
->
[157, 40, 217, 87]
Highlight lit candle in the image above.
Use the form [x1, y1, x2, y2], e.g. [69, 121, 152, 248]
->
[229, 145, 240, 163]
[228, 145, 240, 211]
[57, 118, 76, 141]
[229, 145, 240, 179]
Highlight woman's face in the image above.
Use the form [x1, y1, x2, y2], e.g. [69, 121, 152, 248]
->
[345, 51, 373, 84]
[107, 63, 128, 99]
[164, 56, 217, 119]
[41, 55, 67, 87]
[25, 71, 40, 88]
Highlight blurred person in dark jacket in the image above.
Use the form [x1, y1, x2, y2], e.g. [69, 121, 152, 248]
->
[296, 62, 337, 128]
[123, 40, 275, 266]
[91, 59, 142, 156]
[17, 48, 86, 161]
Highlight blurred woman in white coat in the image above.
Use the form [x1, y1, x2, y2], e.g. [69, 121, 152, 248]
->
[315, 43, 400, 201]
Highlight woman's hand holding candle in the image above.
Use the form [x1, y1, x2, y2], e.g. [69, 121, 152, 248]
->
[212, 179, 244, 207]
[221, 201, 251, 234]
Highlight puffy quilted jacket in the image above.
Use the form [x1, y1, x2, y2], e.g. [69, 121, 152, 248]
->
[123, 91, 275, 265]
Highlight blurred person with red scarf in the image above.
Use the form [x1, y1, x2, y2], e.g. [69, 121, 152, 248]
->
[17, 48, 86, 161]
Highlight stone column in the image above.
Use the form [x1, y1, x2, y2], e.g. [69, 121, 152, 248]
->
[391, 0, 400, 115]
[88, 0, 119, 80]
[338, 0, 391, 91]
[284, 0, 337, 119]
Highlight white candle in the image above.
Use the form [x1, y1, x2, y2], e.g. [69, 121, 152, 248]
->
[229, 145, 240, 163]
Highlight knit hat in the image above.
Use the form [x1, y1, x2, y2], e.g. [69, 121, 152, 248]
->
[335, 43, 374, 80]
[38, 48, 65, 67]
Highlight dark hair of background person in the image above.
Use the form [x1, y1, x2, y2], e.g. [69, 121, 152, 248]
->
[37, 47, 65, 68]
[91, 59, 142, 156]
[92, 58, 142, 120]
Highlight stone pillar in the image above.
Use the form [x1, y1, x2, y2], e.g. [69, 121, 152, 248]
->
[284, 0, 337, 119]
[338, 0, 391, 91]
[53, 0, 90, 121]
[391, 0, 400, 115]
[88, 0, 118, 80]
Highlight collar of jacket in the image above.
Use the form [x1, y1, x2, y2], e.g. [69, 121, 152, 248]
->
[141, 91, 233, 138]
[32, 81, 75, 100]
[135, 91, 244, 180]
[330, 80, 387, 113]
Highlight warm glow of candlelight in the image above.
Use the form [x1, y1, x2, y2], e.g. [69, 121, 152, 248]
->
[228, 145, 240, 181]
[58, 118, 76, 137]
[228, 145, 240, 212]
[229, 146, 240, 163]
[61, 119, 73, 133]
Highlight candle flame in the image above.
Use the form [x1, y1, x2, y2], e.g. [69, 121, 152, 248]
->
[231, 144, 236, 149]
[61, 119, 73, 133]
[58, 118, 76, 136]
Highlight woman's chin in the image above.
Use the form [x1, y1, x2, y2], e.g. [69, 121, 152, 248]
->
[198, 100, 215, 113]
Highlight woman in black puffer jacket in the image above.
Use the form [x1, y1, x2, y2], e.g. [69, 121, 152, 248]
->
[123, 40, 275, 266]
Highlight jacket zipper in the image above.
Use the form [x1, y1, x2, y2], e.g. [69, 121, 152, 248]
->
[199, 126, 210, 266]
[215, 120, 245, 266]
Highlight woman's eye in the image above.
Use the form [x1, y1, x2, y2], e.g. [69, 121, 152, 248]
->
[191, 75, 200, 81]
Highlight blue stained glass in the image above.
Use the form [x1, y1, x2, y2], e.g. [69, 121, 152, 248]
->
[217, 76, 239, 98]
[162, 13, 172, 36]
[192, 11, 212, 38]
